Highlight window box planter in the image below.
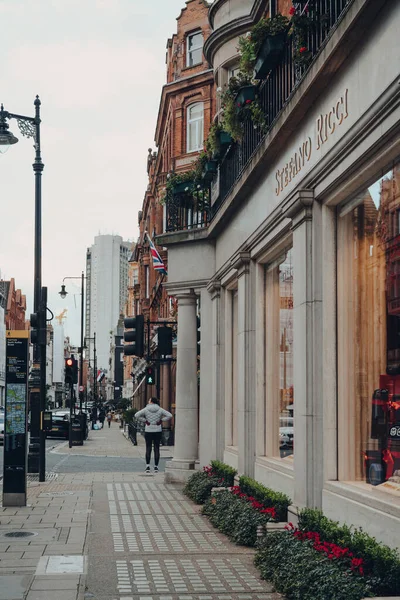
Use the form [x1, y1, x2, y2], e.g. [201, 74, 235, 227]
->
[254, 32, 287, 79]
[202, 160, 218, 182]
[217, 130, 233, 147]
[172, 181, 193, 195]
[235, 85, 256, 110]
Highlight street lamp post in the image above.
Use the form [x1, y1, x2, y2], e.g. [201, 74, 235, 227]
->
[59, 273, 85, 412]
[85, 334, 97, 407]
[0, 98, 46, 478]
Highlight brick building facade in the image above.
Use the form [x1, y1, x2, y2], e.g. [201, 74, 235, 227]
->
[128, 0, 215, 414]
[2, 278, 27, 331]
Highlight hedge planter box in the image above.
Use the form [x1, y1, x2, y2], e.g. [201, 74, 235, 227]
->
[235, 85, 256, 110]
[202, 160, 218, 182]
[254, 32, 287, 79]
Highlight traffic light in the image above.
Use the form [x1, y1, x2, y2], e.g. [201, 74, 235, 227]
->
[30, 310, 45, 345]
[123, 315, 145, 357]
[72, 356, 78, 384]
[65, 356, 78, 385]
[158, 326, 173, 356]
[146, 366, 155, 385]
[197, 315, 201, 358]
[65, 357, 74, 385]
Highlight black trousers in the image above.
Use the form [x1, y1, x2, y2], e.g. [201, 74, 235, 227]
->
[145, 431, 162, 466]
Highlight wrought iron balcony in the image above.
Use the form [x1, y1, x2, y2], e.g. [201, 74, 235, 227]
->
[165, 183, 211, 233]
[213, 0, 352, 215]
[165, 0, 353, 234]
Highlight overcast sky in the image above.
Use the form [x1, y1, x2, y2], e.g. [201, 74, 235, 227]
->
[0, 0, 188, 344]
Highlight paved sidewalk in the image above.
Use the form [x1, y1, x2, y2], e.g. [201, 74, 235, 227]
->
[51, 424, 174, 460]
[0, 425, 279, 600]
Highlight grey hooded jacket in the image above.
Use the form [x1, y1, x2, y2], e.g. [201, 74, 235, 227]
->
[135, 403, 172, 433]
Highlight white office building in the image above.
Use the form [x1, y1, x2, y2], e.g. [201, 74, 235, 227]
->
[85, 235, 130, 374]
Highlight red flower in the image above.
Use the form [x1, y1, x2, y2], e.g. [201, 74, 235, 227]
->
[245, 99, 252, 104]
[237, 102, 242, 107]
[299, 46, 307, 54]
[289, 7, 296, 15]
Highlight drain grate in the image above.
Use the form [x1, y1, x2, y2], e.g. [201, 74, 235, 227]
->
[4, 531, 36, 538]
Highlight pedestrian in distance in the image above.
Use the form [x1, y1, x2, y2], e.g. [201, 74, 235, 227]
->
[106, 411, 112, 428]
[99, 409, 105, 429]
[135, 397, 172, 474]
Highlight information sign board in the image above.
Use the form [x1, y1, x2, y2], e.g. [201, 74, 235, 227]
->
[3, 331, 29, 507]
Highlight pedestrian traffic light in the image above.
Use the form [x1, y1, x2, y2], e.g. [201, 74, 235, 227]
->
[197, 315, 201, 358]
[123, 315, 145, 357]
[146, 366, 155, 385]
[158, 326, 173, 356]
[65, 357, 74, 385]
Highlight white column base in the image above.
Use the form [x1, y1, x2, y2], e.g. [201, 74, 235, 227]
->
[165, 459, 196, 483]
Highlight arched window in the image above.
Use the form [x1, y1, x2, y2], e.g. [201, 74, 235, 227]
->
[187, 102, 204, 153]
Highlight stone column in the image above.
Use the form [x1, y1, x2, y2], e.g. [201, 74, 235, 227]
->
[232, 252, 256, 477]
[285, 189, 323, 509]
[165, 290, 198, 483]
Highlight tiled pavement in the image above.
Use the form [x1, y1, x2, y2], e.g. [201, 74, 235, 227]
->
[0, 426, 281, 600]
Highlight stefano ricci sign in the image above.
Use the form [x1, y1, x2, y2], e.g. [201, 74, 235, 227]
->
[275, 89, 349, 196]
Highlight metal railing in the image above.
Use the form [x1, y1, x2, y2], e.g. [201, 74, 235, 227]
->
[213, 0, 352, 214]
[164, 0, 352, 232]
[165, 185, 211, 233]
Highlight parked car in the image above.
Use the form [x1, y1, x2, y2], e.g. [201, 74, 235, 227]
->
[279, 416, 294, 447]
[45, 413, 70, 439]
[0, 414, 4, 445]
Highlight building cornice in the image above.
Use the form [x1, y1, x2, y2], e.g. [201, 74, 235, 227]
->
[205, 0, 267, 66]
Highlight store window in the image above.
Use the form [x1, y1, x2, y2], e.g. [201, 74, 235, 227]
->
[278, 250, 294, 458]
[338, 160, 400, 487]
[187, 103, 204, 153]
[186, 31, 203, 67]
[232, 290, 238, 447]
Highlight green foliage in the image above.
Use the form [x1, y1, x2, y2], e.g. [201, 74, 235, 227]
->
[239, 475, 291, 521]
[205, 121, 223, 158]
[183, 462, 236, 505]
[183, 471, 221, 505]
[238, 14, 290, 76]
[255, 531, 373, 600]
[123, 407, 137, 424]
[298, 508, 400, 596]
[202, 490, 273, 547]
[210, 460, 237, 485]
[219, 75, 267, 142]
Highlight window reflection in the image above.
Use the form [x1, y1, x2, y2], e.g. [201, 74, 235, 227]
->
[279, 249, 294, 458]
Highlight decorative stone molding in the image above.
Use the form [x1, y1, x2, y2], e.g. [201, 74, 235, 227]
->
[207, 280, 221, 300]
[230, 251, 251, 277]
[205, 0, 266, 65]
[282, 189, 314, 231]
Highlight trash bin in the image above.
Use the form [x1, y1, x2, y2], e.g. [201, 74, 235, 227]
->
[71, 417, 84, 446]
[77, 412, 88, 440]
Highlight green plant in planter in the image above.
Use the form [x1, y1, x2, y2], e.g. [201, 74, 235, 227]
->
[238, 14, 290, 78]
[289, 4, 315, 70]
[255, 531, 373, 600]
[219, 74, 267, 141]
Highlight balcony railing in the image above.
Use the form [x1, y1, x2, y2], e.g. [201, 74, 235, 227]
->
[165, 0, 353, 234]
[165, 184, 211, 233]
[213, 0, 352, 215]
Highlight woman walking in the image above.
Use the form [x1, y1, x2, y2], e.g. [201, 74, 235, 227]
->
[135, 397, 172, 474]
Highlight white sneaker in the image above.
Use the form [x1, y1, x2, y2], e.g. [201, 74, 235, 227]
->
[145, 466, 151, 474]
[154, 466, 159, 474]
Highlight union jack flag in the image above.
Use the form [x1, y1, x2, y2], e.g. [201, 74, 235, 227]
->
[146, 232, 167, 275]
